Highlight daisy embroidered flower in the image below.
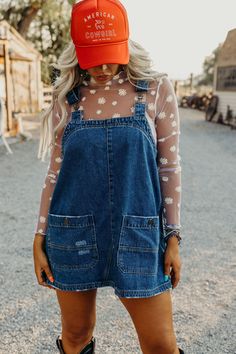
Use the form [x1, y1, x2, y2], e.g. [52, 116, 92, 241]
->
[172, 121, 177, 127]
[165, 197, 173, 204]
[158, 111, 166, 119]
[158, 137, 166, 142]
[96, 110, 102, 115]
[162, 176, 169, 182]
[37, 228, 44, 234]
[131, 107, 135, 113]
[160, 157, 168, 164]
[118, 79, 124, 84]
[56, 170, 60, 174]
[112, 113, 121, 118]
[49, 179, 56, 184]
[175, 186, 181, 192]
[81, 97, 86, 102]
[113, 74, 120, 80]
[79, 106, 83, 110]
[166, 94, 173, 102]
[48, 173, 56, 179]
[170, 113, 175, 119]
[106, 81, 112, 85]
[148, 103, 155, 111]
[174, 166, 181, 174]
[118, 89, 127, 96]
[112, 101, 117, 106]
[90, 89, 96, 94]
[43, 183, 47, 189]
[98, 97, 106, 105]
[40, 216, 46, 223]
[55, 157, 62, 163]
[104, 86, 110, 90]
[170, 145, 176, 152]
[151, 90, 156, 96]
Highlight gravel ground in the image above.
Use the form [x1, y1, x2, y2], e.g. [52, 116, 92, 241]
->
[0, 108, 235, 354]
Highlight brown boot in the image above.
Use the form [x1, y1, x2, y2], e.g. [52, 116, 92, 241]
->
[56, 335, 96, 354]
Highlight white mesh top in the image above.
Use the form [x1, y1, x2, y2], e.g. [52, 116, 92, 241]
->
[35, 69, 182, 236]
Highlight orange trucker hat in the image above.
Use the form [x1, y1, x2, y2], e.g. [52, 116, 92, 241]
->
[71, 0, 130, 69]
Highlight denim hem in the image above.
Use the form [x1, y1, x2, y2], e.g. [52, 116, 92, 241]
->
[44, 278, 172, 298]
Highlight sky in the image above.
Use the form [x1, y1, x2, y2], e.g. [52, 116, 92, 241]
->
[121, 0, 236, 81]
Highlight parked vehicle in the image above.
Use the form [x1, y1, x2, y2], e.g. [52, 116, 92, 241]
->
[179, 92, 213, 112]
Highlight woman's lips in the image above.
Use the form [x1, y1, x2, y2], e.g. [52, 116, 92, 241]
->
[95, 75, 111, 81]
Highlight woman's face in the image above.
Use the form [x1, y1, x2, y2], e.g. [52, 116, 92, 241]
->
[87, 64, 120, 85]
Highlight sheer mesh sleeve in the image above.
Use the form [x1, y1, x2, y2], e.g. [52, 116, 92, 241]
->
[155, 76, 182, 230]
[34, 99, 65, 236]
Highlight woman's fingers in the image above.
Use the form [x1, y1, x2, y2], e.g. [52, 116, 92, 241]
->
[164, 258, 171, 282]
[33, 239, 55, 289]
[164, 250, 182, 289]
[171, 261, 181, 288]
[35, 267, 52, 288]
[43, 264, 55, 283]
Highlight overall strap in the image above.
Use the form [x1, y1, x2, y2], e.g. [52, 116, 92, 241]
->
[134, 80, 149, 117]
[66, 84, 81, 108]
[65, 84, 83, 120]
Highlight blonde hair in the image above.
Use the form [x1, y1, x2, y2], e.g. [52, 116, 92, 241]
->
[37, 38, 167, 162]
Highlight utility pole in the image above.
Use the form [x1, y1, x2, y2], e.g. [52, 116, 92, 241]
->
[0, 31, 13, 134]
[190, 72, 193, 93]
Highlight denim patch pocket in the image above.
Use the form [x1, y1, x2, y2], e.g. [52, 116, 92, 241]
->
[47, 213, 99, 270]
[117, 215, 160, 275]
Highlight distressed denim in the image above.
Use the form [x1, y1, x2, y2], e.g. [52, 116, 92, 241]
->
[44, 80, 172, 298]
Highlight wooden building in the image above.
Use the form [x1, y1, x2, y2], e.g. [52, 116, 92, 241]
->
[213, 28, 236, 118]
[0, 20, 42, 136]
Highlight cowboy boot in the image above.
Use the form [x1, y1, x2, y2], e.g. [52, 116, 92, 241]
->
[178, 348, 185, 354]
[56, 334, 96, 354]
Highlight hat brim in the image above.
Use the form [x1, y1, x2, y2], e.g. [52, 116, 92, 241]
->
[75, 41, 129, 70]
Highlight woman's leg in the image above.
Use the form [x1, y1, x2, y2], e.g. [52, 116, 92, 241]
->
[118, 290, 180, 354]
[56, 288, 97, 354]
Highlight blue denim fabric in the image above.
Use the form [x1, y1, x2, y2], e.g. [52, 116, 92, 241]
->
[44, 80, 172, 298]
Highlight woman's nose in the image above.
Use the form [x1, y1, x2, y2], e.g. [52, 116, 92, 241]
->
[102, 64, 108, 71]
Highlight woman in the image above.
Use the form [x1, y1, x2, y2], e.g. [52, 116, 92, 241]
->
[33, 0, 184, 353]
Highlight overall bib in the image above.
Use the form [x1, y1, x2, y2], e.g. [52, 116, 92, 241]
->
[44, 80, 172, 298]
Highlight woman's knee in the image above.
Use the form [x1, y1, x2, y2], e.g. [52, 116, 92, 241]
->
[62, 321, 95, 345]
[141, 333, 177, 354]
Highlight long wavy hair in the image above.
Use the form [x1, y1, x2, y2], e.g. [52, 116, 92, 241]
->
[37, 38, 167, 162]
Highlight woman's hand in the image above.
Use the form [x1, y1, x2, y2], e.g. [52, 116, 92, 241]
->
[33, 235, 55, 290]
[164, 236, 182, 289]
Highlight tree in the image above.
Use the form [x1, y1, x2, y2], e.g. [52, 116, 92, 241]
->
[198, 44, 222, 86]
[0, 0, 73, 83]
[0, 0, 47, 37]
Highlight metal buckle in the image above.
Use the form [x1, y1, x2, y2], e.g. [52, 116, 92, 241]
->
[137, 93, 144, 102]
[73, 101, 80, 111]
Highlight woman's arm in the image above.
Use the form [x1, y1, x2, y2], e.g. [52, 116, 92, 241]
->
[154, 75, 182, 237]
[34, 99, 65, 237]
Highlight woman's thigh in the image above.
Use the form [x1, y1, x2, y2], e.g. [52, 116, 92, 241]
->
[118, 290, 177, 352]
[56, 288, 97, 333]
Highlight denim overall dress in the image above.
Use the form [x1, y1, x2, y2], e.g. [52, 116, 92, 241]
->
[44, 80, 172, 298]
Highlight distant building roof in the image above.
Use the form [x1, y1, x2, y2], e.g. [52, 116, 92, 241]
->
[216, 28, 236, 66]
